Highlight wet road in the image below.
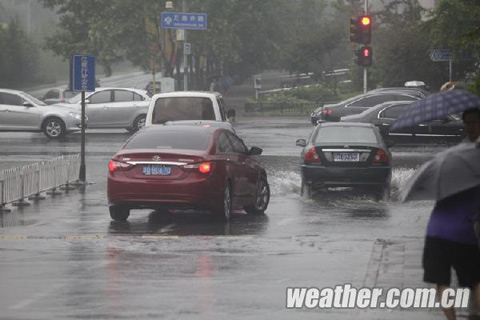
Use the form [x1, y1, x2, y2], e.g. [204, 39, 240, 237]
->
[0, 117, 448, 319]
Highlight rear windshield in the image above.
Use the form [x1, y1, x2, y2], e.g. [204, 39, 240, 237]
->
[314, 126, 378, 144]
[124, 131, 210, 150]
[152, 97, 215, 124]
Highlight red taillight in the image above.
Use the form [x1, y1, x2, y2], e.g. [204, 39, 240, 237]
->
[304, 147, 321, 163]
[198, 162, 211, 174]
[183, 162, 213, 174]
[318, 109, 332, 115]
[60, 98, 65, 102]
[373, 149, 389, 163]
[108, 160, 132, 172]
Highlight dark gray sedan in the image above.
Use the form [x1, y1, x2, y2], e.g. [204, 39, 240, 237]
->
[296, 122, 392, 200]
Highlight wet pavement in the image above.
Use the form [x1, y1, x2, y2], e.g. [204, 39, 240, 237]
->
[0, 116, 466, 319]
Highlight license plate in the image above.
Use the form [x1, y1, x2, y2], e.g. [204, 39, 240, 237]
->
[142, 165, 171, 176]
[333, 153, 359, 162]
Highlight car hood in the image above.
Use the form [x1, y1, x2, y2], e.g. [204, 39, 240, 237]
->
[42, 103, 81, 114]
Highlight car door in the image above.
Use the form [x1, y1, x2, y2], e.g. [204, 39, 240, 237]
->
[226, 131, 258, 204]
[111, 90, 140, 126]
[0, 92, 40, 130]
[343, 94, 396, 119]
[215, 131, 243, 205]
[419, 117, 465, 143]
[85, 90, 113, 127]
[373, 103, 413, 144]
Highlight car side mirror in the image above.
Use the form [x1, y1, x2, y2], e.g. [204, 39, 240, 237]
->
[296, 139, 307, 147]
[22, 102, 34, 108]
[248, 146, 263, 156]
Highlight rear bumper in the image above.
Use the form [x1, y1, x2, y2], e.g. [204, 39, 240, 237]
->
[301, 164, 391, 187]
[107, 173, 223, 210]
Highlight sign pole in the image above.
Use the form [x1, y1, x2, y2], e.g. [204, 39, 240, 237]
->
[363, 0, 368, 94]
[79, 91, 86, 182]
[183, 0, 188, 91]
[449, 58, 452, 82]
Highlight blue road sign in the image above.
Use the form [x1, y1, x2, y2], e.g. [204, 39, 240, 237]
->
[71, 55, 95, 92]
[430, 50, 450, 62]
[161, 12, 207, 30]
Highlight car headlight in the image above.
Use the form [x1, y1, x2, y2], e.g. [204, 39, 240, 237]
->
[69, 112, 82, 120]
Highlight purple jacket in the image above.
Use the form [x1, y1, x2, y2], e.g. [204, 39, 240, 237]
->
[427, 187, 480, 244]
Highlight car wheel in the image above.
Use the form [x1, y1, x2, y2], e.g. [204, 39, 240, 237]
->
[215, 183, 232, 220]
[132, 115, 146, 132]
[244, 177, 270, 215]
[42, 117, 66, 139]
[301, 179, 313, 198]
[109, 205, 130, 222]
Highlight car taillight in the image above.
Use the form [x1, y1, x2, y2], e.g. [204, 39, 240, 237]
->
[108, 160, 132, 172]
[318, 109, 332, 115]
[373, 149, 389, 163]
[304, 147, 321, 163]
[183, 162, 213, 174]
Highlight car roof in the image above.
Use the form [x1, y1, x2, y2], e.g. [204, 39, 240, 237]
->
[151, 91, 222, 99]
[319, 122, 375, 128]
[164, 120, 234, 130]
[92, 87, 149, 94]
[138, 124, 220, 135]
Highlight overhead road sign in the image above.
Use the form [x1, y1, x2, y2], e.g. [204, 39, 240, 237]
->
[430, 50, 473, 62]
[161, 12, 207, 30]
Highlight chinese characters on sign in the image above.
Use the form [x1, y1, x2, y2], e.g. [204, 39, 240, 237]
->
[161, 12, 207, 30]
[71, 55, 95, 92]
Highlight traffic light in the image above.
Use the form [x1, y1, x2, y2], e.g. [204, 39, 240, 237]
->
[350, 15, 372, 44]
[355, 45, 373, 67]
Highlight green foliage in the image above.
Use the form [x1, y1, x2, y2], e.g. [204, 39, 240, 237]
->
[0, 19, 40, 88]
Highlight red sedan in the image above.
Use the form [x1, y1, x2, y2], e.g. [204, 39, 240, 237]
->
[107, 125, 270, 221]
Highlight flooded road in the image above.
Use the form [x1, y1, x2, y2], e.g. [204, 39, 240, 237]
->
[0, 117, 448, 319]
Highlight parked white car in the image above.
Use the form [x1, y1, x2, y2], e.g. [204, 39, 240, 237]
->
[0, 88, 82, 139]
[145, 91, 234, 126]
[64, 87, 151, 132]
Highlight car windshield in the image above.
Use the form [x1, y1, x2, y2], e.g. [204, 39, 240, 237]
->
[22, 92, 46, 106]
[124, 131, 211, 150]
[314, 126, 378, 144]
[151, 97, 215, 124]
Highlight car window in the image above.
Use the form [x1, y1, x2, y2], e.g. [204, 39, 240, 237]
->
[45, 90, 59, 99]
[114, 90, 134, 102]
[226, 131, 248, 154]
[0, 92, 23, 105]
[89, 91, 111, 104]
[151, 97, 215, 124]
[380, 104, 408, 119]
[216, 131, 234, 153]
[350, 95, 395, 108]
[124, 131, 210, 150]
[217, 98, 227, 121]
[133, 93, 144, 101]
[314, 126, 378, 144]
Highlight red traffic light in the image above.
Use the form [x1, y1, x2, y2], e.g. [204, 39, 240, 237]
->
[361, 16, 371, 26]
[363, 47, 371, 57]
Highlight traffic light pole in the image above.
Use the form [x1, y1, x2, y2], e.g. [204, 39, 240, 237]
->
[363, 0, 368, 94]
[183, 0, 188, 91]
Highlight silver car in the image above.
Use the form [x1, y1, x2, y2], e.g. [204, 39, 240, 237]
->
[65, 88, 150, 132]
[0, 89, 82, 139]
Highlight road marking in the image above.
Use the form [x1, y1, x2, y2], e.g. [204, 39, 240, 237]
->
[0, 234, 27, 240]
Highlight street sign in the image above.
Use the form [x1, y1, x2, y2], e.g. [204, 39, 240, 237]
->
[70, 55, 95, 92]
[184, 42, 191, 55]
[430, 50, 451, 62]
[161, 12, 207, 30]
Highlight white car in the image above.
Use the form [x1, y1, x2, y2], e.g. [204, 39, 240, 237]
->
[0, 88, 82, 139]
[145, 91, 234, 126]
[64, 87, 151, 132]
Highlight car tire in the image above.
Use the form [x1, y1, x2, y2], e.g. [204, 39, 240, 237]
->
[42, 117, 66, 139]
[131, 115, 147, 132]
[214, 183, 232, 221]
[109, 205, 130, 222]
[301, 179, 313, 198]
[372, 185, 390, 202]
[244, 176, 270, 215]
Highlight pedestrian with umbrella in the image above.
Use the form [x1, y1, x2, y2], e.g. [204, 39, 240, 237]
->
[394, 90, 480, 320]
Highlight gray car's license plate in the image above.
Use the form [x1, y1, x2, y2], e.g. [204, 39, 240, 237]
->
[143, 165, 171, 176]
[333, 153, 359, 162]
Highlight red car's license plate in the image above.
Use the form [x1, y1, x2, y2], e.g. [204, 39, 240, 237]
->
[142, 165, 171, 176]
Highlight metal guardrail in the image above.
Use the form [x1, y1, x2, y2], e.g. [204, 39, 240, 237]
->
[244, 102, 320, 115]
[0, 154, 80, 210]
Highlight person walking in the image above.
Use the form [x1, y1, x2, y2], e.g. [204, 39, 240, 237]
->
[462, 108, 480, 143]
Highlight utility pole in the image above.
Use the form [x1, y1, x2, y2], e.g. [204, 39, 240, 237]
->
[183, 0, 188, 91]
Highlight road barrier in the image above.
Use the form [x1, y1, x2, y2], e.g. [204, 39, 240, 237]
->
[0, 154, 80, 211]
